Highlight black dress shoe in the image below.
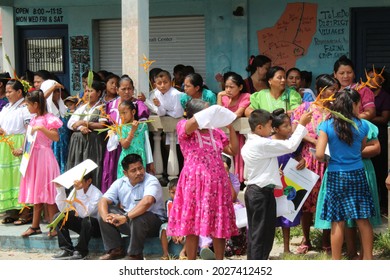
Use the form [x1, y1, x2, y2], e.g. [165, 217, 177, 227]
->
[52, 250, 73, 259]
[127, 254, 144, 260]
[99, 247, 125, 260]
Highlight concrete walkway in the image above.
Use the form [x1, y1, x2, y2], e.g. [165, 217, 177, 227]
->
[0, 213, 388, 260]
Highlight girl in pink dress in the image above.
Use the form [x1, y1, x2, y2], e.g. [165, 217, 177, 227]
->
[17, 90, 62, 237]
[168, 99, 239, 260]
[217, 72, 250, 183]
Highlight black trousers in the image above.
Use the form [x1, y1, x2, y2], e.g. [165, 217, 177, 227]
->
[98, 206, 163, 255]
[245, 184, 276, 260]
[54, 211, 101, 256]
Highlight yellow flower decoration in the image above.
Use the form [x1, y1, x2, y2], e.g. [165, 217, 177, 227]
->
[0, 135, 15, 151]
[311, 87, 358, 130]
[5, 54, 32, 92]
[356, 66, 385, 91]
[140, 54, 156, 73]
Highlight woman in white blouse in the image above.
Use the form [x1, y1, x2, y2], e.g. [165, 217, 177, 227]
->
[0, 80, 32, 224]
[66, 80, 107, 189]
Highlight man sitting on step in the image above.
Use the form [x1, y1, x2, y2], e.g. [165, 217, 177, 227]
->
[97, 153, 166, 260]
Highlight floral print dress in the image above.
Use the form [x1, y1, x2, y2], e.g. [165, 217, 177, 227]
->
[167, 120, 238, 239]
[291, 102, 328, 213]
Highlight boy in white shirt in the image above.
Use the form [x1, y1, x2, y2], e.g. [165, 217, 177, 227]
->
[52, 172, 102, 260]
[241, 109, 311, 260]
[149, 70, 184, 118]
[147, 70, 184, 182]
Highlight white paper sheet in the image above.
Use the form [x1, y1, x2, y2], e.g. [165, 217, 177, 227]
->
[194, 105, 237, 129]
[52, 159, 98, 189]
[275, 158, 319, 222]
[19, 125, 37, 177]
[235, 207, 248, 228]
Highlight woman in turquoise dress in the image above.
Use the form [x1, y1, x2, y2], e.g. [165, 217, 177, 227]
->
[180, 73, 216, 111]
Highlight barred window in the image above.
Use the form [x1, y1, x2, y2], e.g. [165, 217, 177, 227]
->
[26, 38, 64, 73]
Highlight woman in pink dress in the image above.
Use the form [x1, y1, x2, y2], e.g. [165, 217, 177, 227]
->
[168, 99, 239, 260]
[17, 90, 62, 237]
[217, 72, 250, 183]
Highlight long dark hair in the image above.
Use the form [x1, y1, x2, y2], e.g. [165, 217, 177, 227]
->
[246, 55, 272, 75]
[315, 74, 340, 93]
[224, 72, 245, 93]
[119, 99, 139, 121]
[266, 66, 285, 88]
[185, 73, 204, 93]
[119, 74, 134, 88]
[6, 79, 26, 97]
[271, 108, 289, 129]
[333, 55, 355, 73]
[25, 89, 47, 116]
[330, 88, 361, 145]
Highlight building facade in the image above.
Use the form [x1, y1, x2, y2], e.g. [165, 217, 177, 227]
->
[0, 0, 389, 95]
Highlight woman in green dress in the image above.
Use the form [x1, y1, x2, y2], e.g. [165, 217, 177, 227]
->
[245, 66, 302, 117]
[0, 80, 32, 223]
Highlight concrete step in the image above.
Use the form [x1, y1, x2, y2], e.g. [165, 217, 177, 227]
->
[0, 222, 182, 257]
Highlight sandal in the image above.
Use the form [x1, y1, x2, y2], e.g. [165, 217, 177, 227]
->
[47, 230, 58, 238]
[296, 244, 311, 254]
[179, 255, 188, 260]
[13, 217, 33, 226]
[1, 216, 17, 224]
[322, 246, 331, 254]
[160, 256, 169, 260]
[21, 227, 42, 238]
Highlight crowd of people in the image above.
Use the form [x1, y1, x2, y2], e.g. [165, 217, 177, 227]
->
[0, 54, 389, 260]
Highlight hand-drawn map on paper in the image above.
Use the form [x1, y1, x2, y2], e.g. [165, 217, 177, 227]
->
[257, 2, 318, 70]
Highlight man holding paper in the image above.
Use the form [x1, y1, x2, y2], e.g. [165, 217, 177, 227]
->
[97, 153, 166, 260]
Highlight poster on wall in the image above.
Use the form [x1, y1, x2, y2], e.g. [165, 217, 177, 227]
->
[70, 36, 90, 92]
[257, 2, 318, 70]
[256, 2, 350, 74]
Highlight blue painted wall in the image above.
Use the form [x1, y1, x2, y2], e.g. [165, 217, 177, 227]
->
[8, 0, 390, 93]
[12, 0, 120, 93]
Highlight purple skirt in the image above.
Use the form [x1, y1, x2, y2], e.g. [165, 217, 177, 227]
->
[101, 146, 121, 194]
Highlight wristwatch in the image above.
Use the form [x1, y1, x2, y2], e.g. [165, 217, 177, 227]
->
[123, 213, 130, 222]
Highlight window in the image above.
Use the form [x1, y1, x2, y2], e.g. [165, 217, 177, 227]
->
[25, 38, 64, 72]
